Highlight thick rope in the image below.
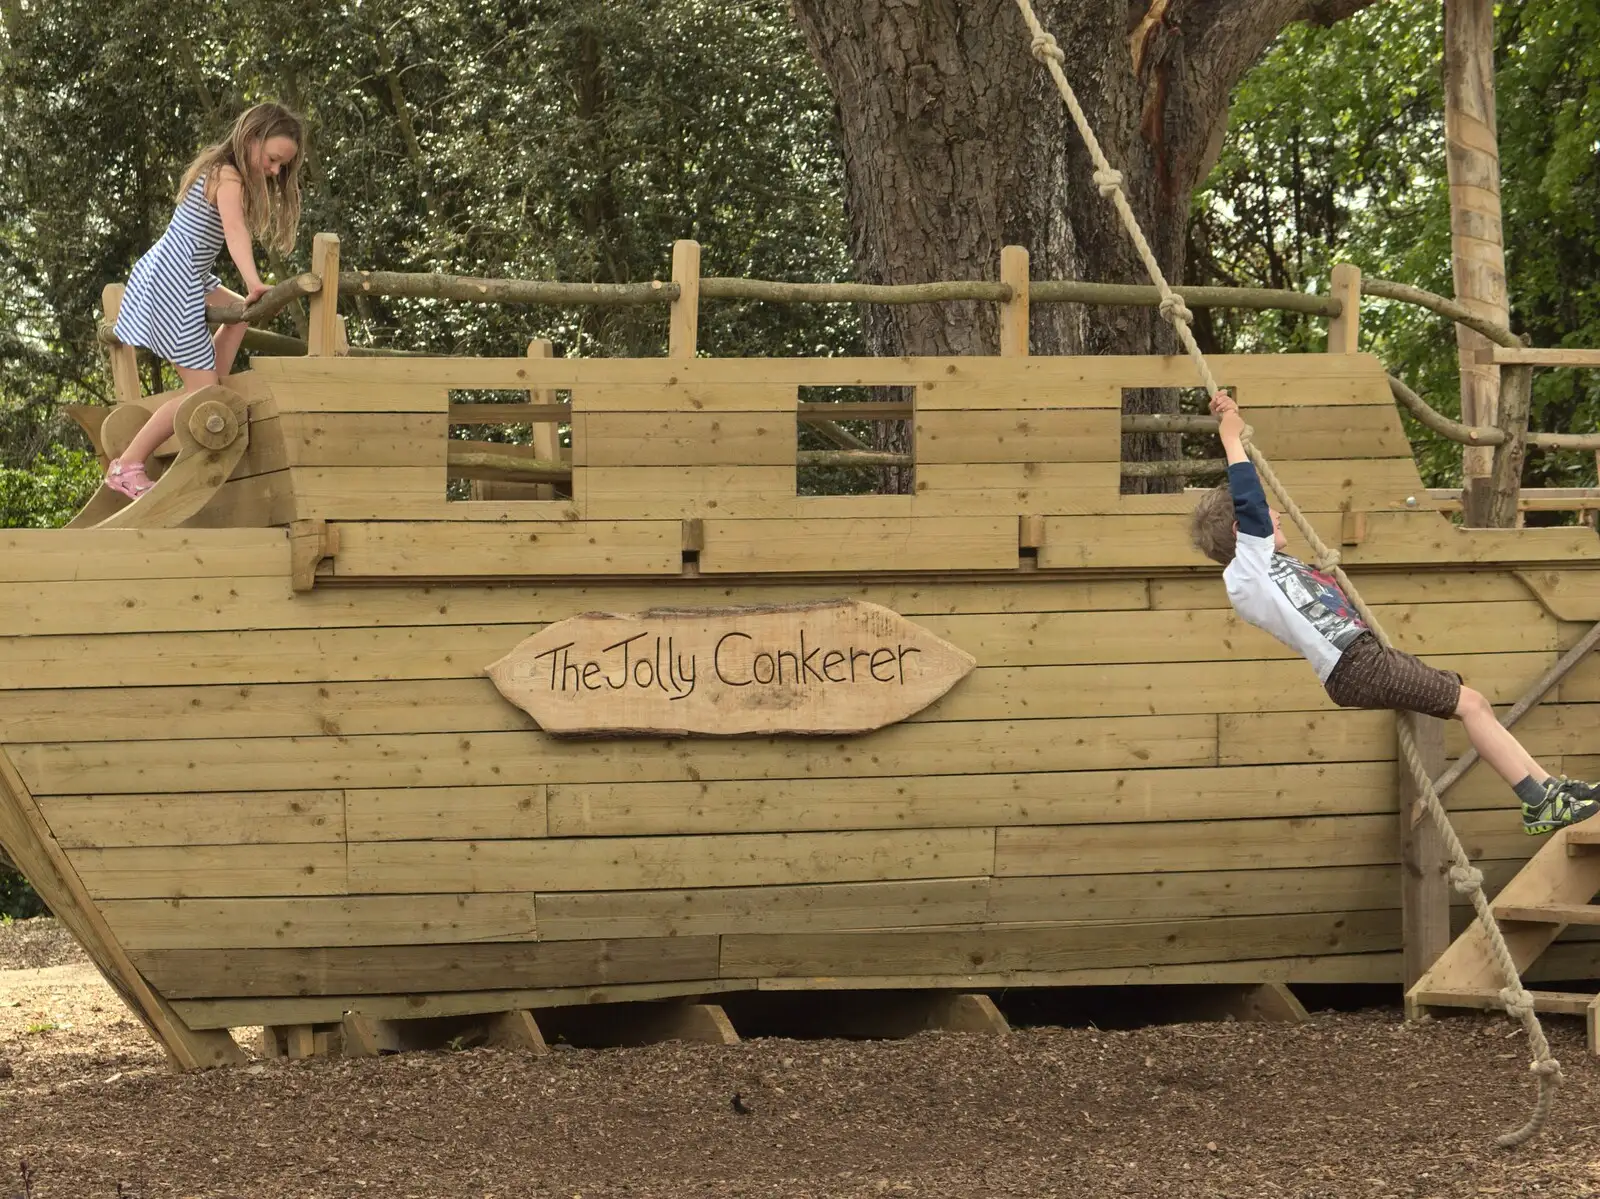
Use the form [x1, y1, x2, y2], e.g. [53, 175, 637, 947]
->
[1013, 0, 1558, 1147]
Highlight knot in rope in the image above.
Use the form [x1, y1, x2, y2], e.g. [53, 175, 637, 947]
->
[1091, 167, 1123, 198]
[1313, 549, 1341, 571]
[1499, 986, 1536, 1020]
[1157, 292, 1192, 325]
[1448, 864, 1484, 894]
[1030, 32, 1064, 64]
[1530, 1058, 1563, 1079]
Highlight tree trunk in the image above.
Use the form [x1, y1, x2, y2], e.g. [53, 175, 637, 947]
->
[790, 0, 1375, 477]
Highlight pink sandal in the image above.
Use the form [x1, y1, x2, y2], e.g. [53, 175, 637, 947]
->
[105, 459, 155, 500]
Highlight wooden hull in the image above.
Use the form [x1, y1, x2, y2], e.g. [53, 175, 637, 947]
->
[6, 352, 1600, 1057]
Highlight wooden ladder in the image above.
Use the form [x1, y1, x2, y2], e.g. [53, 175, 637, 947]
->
[1409, 821, 1600, 1052]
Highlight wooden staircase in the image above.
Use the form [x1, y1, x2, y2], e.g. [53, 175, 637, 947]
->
[1409, 821, 1600, 1052]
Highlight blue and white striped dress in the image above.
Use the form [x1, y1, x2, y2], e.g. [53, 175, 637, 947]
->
[113, 176, 227, 371]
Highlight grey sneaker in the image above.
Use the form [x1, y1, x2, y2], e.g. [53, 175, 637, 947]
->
[1522, 779, 1600, 836]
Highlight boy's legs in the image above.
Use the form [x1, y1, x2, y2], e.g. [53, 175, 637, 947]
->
[1453, 686, 1545, 787]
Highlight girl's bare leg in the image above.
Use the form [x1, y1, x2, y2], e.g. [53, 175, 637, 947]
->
[209, 285, 249, 377]
[116, 364, 220, 468]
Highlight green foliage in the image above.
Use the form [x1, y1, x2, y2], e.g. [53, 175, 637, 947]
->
[1191, 0, 1600, 491]
[0, 446, 100, 528]
[0, 861, 45, 921]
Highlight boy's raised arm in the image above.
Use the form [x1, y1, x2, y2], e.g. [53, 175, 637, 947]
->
[1210, 392, 1273, 539]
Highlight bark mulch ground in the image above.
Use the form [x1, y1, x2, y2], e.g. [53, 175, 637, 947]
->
[1, 917, 1599, 1198]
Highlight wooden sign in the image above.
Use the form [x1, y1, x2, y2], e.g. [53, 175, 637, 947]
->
[487, 600, 975, 736]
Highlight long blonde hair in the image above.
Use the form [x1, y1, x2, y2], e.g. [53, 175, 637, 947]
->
[177, 102, 305, 254]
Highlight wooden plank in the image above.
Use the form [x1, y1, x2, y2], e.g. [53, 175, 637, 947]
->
[984, 863, 1522, 925]
[349, 828, 996, 895]
[1517, 569, 1600, 622]
[485, 1009, 550, 1053]
[173, 977, 750, 1030]
[101, 893, 538, 950]
[182, 469, 296, 529]
[1478, 347, 1600, 367]
[0, 529, 289, 582]
[721, 910, 1400, 978]
[575, 411, 795, 467]
[699, 516, 1017, 573]
[580, 465, 800, 520]
[1400, 715, 1450, 987]
[911, 463, 1120, 514]
[254, 352, 1389, 393]
[1495, 903, 1600, 925]
[345, 785, 546, 841]
[1041, 512, 1340, 569]
[283, 468, 582, 522]
[751, 955, 1402, 990]
[39, 791, 344, 849]
[135, 936, 722, 999]
[276, 411, 446, 466]
[70, 843, 349, 899]
[0, 748, 246, 1069]
[1235, 404, 1411, 461]
[914, 409, 1119, 464]
[331, 520, 682, 576]
[535, 878, 990, 941]
[548, 762, 1400, 838]
[1151, 570, 1534, 610]
[11, 714, 1221, 795]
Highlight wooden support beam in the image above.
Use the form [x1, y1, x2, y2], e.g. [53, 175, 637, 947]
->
[1401, 714, 1451, 997]
[485, 1010, 549, 1054]
[1476, 347, 1600, 367]
[526, 339, 560, 500]
[999, 245, 1029, 357]
[1462, 363, 1532, 528]
[924, 993, 1011, 1035]
[308, 233, 341, 357]
[1180, 982, 1309, 1024]
[101, 284, 144, 405]
[1589, 994, 1600, 1058]
[289, 519, 339, 592]
[669, 239, 701, 359]
[1326, 264, 1360, 354]
[340, 1012, 400, 1058]
[1445, 0, 1509, 486]
[535, 1000, 739, 1048]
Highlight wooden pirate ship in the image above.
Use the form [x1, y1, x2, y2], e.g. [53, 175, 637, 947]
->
[5, 238, 1600, 1069]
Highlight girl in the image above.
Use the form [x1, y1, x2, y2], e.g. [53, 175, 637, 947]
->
[106, 102, 305, 498]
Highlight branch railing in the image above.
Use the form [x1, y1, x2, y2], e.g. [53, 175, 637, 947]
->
[96, 235, 1600, 514]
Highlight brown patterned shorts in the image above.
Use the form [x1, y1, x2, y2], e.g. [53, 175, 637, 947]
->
[1323, 632, 1462, 720]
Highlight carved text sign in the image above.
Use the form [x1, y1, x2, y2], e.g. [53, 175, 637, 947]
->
[487, 600, 975, 736]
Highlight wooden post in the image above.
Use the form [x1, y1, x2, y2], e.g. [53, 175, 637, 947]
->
[1400, 713, 1451, 999]
[669, 239, 700, 359]
[308, 232, 341, 356]
[1325, 264, 1361, 354]
[999, 245, 1029, 357]
[101, 284, 143, 404]
[1445, 0, 1510, 494]
[528, 339, 559, 500]
[1463, 362, 1532, 528]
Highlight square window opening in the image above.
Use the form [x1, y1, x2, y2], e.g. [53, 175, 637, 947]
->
[447, 388, 573, 501]
[797, 385, 914, 496]
[1119, 385, 1226, 495]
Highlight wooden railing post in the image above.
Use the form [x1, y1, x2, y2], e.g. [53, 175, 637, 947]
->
[528, 338, 559, 500]
[1463, 362, 1533, 527]
[101, 284, 143, 404]
[669, 239, 700, 359]
[1326, 263, 1361, 354]
[1400, 713, 1450, 999]
[308, 232, 341, 356]
[999, 245, 1029, 357]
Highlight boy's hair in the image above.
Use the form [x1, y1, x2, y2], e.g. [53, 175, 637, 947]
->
[1190, 482, 1238, 566]
[178, 103, 305, 255]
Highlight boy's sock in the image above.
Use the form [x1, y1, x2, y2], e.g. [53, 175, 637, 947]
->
[1514, 776, 1550, 807]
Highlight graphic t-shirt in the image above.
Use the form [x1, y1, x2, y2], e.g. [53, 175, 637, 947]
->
[1221, 461, 1367, 681]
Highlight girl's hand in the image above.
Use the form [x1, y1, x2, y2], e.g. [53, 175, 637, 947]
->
[244, 282, 272, 306]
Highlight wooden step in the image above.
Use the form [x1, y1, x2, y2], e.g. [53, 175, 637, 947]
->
[1566, 824, 1600, 846]
[1412, 987, 1598, 1017]
[1496, 903, 1600, 925]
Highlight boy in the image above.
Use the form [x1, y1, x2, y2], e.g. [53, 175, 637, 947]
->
[1192, 391, 1600, 835]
